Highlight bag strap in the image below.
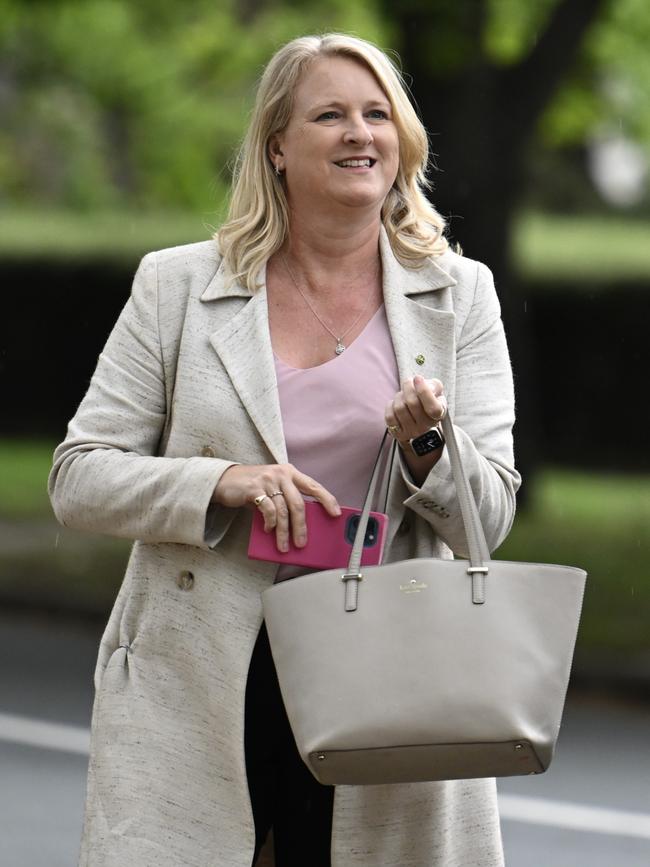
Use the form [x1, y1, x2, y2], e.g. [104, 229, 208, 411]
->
[343, 412, 491, 612]
[439, 413, 491, 567]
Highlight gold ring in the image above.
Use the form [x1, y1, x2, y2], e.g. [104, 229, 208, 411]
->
[387, 424, 401, 435]
[253, 494, 269, 507]
[270, 491, 284, 498]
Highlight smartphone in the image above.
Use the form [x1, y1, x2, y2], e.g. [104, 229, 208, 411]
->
[247, 500, 389, 570]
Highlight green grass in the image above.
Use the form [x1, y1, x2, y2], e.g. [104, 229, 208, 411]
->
[1, 440, 648, 656]
[0, 439, 57, 518]
[3, 208, 650, 283]
[514, 212, 650, 283]
[0, 208, 223, 260]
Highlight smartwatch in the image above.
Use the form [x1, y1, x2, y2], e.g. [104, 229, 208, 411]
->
[408, 426, 445, 457]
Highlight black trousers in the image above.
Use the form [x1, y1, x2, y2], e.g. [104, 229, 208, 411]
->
[244, 623, 335, 867]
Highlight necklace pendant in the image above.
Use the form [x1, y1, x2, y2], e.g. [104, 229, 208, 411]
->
[335, 340, 346, 355]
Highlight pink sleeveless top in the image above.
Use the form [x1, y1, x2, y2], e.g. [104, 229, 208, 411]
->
[274, 304, 399, 511]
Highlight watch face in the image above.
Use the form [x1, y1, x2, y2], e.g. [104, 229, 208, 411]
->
[411, 428, 444, 456]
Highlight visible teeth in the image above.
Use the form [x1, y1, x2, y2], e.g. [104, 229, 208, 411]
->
[337, 159, 371, 167]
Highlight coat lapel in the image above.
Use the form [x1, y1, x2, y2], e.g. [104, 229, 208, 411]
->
[378, 231, 458, 551]
[201, 260, 288, 464]
[379, 229, 457, 404]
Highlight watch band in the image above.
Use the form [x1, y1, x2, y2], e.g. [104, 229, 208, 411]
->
[408, 426, 445, 457]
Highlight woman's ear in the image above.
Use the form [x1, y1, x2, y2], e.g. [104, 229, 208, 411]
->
[268, 135, 285, 173]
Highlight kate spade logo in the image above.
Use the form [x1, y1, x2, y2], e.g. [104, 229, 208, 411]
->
[400, 579, 428, 593]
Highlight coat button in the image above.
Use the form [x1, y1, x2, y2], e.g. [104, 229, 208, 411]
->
[176, 570, 195, 591]
[200, 445, 215, 458]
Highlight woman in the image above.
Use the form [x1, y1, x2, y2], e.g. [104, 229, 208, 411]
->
[49, 33, 519, 867]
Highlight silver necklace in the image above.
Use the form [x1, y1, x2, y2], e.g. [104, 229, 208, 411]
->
[281, 254, 379, 356]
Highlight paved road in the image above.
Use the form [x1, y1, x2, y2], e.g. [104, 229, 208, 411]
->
[1, 610, 649, 867]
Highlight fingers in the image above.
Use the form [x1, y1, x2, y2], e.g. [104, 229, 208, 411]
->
[272, 489, 294, 552]
[250, 474, 299, 553]
[246, 465, 340, 553]
[385, 376, 446, 442]
[278, 482, 306, 550]
[281, 471, 341, 550]
[254, 492, 284, 535]
[413, 376, 447, 421]
[293, 471, 341, 519]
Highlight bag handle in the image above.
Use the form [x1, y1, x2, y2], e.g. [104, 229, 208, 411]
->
[342, 411, 491, 612]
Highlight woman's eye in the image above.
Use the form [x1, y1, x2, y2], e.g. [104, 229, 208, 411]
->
[316, 111, 339, 121]
[368, 109, 388, 120]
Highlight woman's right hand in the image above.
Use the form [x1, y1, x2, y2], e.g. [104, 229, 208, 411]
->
[212, 464, 340, 552]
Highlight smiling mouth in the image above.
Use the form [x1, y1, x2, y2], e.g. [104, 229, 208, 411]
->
[334, 158, 376, 168]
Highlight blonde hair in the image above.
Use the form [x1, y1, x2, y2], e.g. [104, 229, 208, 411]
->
[217, 33, 448, 291]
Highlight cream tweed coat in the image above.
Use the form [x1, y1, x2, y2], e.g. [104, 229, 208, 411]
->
[49, 228, 520, 867]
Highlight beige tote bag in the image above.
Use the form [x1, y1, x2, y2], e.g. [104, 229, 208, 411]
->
[262, 413, 587, 785]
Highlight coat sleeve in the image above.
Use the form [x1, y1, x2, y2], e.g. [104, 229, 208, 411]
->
[48, 252, 238, 548]
[401, 261, 521, 556]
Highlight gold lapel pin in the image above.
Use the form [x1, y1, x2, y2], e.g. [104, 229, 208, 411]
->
[415, 354, 425, 365]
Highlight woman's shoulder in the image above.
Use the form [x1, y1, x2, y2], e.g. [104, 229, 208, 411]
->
[429, 247, 493, 290]
[433, 251, 503, 349]
[421, 248, 500, 330]
[131, 238, 225, 313]
[143, 238, 223, 280]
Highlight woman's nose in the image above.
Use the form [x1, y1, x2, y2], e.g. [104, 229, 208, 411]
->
[343, 115, 373, 146]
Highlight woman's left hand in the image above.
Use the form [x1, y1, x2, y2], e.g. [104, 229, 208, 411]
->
[385, 375, 446, 445]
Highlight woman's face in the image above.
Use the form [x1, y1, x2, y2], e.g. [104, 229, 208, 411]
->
[271, 55, 400, 218]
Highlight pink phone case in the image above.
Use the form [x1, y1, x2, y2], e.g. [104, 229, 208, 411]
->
[248, 500, 388, 570]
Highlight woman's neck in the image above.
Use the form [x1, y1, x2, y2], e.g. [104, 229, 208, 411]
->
[282, 210, 382, 289]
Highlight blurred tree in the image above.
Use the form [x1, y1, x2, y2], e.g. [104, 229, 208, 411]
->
[379, 0, 650, 269]
[2, 0, 649, 223]
[0, 0, 384, 211]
